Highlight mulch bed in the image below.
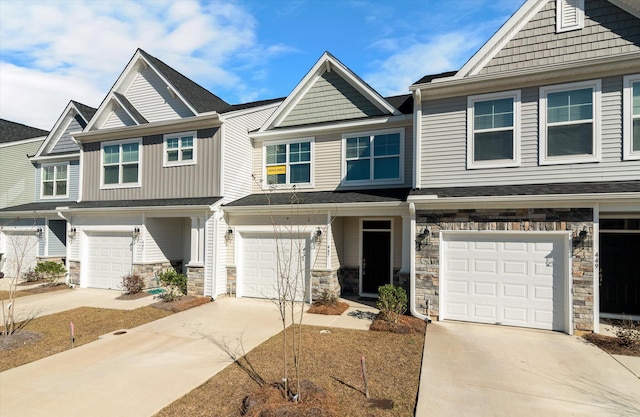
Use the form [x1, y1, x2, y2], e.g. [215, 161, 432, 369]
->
[307, 301, 349, 316]
[370, 314, 427, 334]
[583, 333, 640, 357]
[1, 283, 71, 300]
[116, 291, 152, 300]
[150, 295, 211, 313]
[242, 380, 338, 417]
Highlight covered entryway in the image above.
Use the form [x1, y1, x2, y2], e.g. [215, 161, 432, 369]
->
[1, 230, 39, 278]
[240, 233, 309, 301]
[361, 220, 392, 296]
[441, 232, 568, 331]
[86, 233, 133, 289]
[600, 218, 640, 317]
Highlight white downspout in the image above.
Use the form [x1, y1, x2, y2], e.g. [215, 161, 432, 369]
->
[413, 89, 422, 190]
[593, 203, 600, 334]
[409, 202, 430, 321]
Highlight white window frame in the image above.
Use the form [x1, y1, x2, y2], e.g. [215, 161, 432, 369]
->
[623, 74, 640, 161]
[100, 138, 142, 189]
[262, 137, 314, 189]
[40, 162, 69, 199]
[556, 0, 584, 33]
[539, 80, 601, 165]
[467, 90, 521, 169]
[341, 128, 404, 186]
[163, 131, 197, 167]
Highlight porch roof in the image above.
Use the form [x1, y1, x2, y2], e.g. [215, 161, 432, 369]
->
[0, 197, 222, 214]
[224, 188, 411, 207]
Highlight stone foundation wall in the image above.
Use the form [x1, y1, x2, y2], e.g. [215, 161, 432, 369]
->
[415, 208, 594, 333]
[68, 260, 80, 285]
[186, 265, 205, 296]
[311, 269, 340, 300]
[133, 262, 174, 288]
[338, 267, 359, 295]
[227, 266, 237, 296]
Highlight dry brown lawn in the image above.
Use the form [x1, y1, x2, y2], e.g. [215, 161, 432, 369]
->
[156, 322, 426, 417]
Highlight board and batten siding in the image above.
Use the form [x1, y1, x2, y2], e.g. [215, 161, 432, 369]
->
[35, 160, 80, 202]
[420, 75, 640, 188]
[279, 71, 385, 128]
[252, 124, 413, 193]
[124, 67, 194, 123]
[479, 0, 640, 76]
[222, 105, 279, 203]
[82, 127, 221, 201]
[51, 117, 83, 154]
[0, 138, 44, 209]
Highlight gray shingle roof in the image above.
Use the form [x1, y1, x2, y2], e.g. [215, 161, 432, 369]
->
[225, 188, 411, 207]
[384, 94, 413, 115]
[410, 181, 640, 198]
[113, 92, 149, 124]
[138, 49, 231, 114]
[0, 197, 222, 213]
[412, 70, 457, 86]
[71, 101, 97, 124]
[0, 119, 48, 144]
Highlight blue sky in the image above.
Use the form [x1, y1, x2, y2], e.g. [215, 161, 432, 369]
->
[0, 0, 524, 130]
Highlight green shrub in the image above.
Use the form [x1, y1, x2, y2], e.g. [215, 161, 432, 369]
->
[121, 273, 145, 294]
[21, 268, 42, 283]
[157, 269, 187, 295]
[155, 285, 184, 302]
[377, 284, 407, 324]
[34, 261, 67, 286]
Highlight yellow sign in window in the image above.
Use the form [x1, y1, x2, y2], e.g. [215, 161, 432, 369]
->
[267, 165, 286, 175]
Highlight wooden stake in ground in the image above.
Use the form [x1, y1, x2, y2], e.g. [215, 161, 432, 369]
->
[70, 321, 75, 348]
[361, 356, 369, 398]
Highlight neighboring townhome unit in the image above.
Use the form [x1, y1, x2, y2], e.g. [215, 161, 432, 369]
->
[62, 49, 281, 296]
[0, 119, 49, 277]
[224, 52, 414, 303]
[408, 0, 640, 335]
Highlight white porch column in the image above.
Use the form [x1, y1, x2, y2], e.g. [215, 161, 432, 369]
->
[189, 216, 205, 266]
[400, 214, 411, 274]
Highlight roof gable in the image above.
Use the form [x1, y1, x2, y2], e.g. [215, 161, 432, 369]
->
[33, 101, 96, 158]
[86, 49, 230, 131]
[259, 52, 399, 132]
[455, 0, 640, 79]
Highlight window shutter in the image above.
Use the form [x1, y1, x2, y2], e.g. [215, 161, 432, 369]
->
[557, 0, 584, 33]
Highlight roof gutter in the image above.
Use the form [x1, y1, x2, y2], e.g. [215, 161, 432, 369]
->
[58, 204, 217, 214]
[408, 192, 640, 206]
[29, 152, 80, 163]
[223, 200, 406, 214]
[73, 113, 222, 143]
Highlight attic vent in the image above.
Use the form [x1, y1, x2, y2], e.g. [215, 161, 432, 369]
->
[556, 0, 584, 33]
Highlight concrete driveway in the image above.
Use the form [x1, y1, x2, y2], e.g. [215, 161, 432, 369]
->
[416, 321, 640, 417]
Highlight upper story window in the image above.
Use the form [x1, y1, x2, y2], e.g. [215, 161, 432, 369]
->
[164, 131, 196, 166]
[101, 138, 142, 188]
[41, 163, 68, 198]
[264, 138, 313, 187]
[467, 90, 520, 169]
[539, 80, 600, 165]
[342, 129, 403, 185]
[623, 74, 640, 160]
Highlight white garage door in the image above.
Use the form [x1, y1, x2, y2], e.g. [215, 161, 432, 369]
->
[1, 231, 39, 278]
[87, 233, 133, 289]
[442, 233, 567, 331]
[241, 234, 308, 301]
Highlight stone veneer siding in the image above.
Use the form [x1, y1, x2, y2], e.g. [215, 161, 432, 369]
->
[68, 260, 80, 285]
[415, 208, 594, 333]
[226, 266, 237, 295]
[311, 269, 340, 300]
[186, 265, 205, 296]
[338, 267, 359, 295]
[133, 262, 174, 288]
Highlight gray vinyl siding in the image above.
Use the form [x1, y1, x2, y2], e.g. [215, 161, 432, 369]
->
[252, 124, 413, 193]
[479, 0, 640, 76]
[35, 160, 80, 202]
[0, 139, 43, 209]
[125, 67, 194, 123]
[82, 128, 221, 200]
[222, 105, 278, 203]
[51, 118, 83, 154]
[280, 71, 385, 128]
[419, 75, 640, 188]
[47, 219, 66, 256]
[145, 217, 184, 262]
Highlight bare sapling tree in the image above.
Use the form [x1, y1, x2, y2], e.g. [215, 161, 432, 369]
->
[1, 227, 40, 337]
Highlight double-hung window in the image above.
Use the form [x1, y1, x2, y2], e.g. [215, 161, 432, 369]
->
[41, 163, 68, 198]
[467, 91, 520, 169]
[623, 74, 640, 160]
[540, 80, 600, 164]
[264, 139, 313, 187]
[101, 139, 141, 188]
[343, 129, 403, 184]
[164, 131, 196, 166]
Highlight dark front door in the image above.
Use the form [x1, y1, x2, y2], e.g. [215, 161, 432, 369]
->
[361, 220, 391, 295]
[600, 233, 640, 315]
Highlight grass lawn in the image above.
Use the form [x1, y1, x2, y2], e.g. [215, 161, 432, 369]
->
[156, 323, 426, 417]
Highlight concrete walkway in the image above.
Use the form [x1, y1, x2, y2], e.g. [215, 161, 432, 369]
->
[415, 321, 640, 417]
[0, 295, 377, 417]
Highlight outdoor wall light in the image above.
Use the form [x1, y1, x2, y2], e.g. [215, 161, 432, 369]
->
[35, 228, 43, 239]
[225, 228, 234, 245]
[133, 227, 141, 240]
[415, 228, 430, 251]
[575, 225, 591, 248]
[226, 228, 233, 236]
[68, 227, 77, 239]
[315, 227, 322, 237]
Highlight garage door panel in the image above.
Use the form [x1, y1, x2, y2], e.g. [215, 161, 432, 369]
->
[442, 233, 566, 331]
[87, 233, 132, 290]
